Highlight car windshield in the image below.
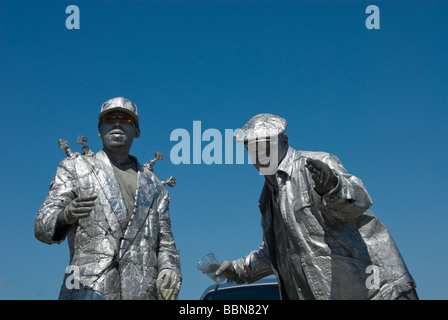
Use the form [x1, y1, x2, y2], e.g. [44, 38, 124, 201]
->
[203, 284, 280, 300]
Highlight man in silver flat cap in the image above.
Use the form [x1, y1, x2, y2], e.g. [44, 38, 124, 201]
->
[35, 97, 182, 300]
[214, 113, 417, 300]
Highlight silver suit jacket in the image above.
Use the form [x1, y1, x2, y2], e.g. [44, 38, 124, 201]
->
[35, 150, 182, 300]
[232, 147, 416, 300]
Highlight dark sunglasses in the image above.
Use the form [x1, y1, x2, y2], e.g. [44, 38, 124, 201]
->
[101, 114, 134, 124]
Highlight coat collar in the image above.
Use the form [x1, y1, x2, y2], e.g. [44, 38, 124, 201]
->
[258, 147, 313, 211]
[259, 147, 296, 206]
[276, 147, 296, 176]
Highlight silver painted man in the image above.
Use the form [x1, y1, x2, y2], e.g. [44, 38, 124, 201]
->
[215, 113, 417, 300]
[35, 97, 182, 300]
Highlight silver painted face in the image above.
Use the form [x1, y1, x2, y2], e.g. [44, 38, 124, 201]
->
[99, 112, 140, 153]
[244, 135, 289, 175]
[246, 140, 277, 169]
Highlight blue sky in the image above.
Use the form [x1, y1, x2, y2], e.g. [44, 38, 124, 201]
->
[0, 0, 447, 300]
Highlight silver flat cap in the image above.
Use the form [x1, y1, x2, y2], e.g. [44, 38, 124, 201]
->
[234, 113, 288, 142]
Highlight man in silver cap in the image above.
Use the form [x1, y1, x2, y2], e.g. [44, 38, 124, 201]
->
[35, 97, 182, 300]
[214, 113, 417, 300]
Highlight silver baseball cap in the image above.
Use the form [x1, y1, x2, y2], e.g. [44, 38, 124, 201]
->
[98, 97, 139, 127]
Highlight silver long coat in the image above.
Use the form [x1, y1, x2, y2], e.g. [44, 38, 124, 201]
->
[231, 147, 416, 300]
[35, 150, 182, 299]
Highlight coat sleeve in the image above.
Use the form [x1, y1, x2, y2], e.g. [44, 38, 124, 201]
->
[231, 241, 274, 284]
[34, 159, 77, 244]
[155, 190, 182, 280]
[320, 154, 373, 220]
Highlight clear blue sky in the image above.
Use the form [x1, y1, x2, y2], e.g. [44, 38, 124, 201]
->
[0, 0, 447, 300]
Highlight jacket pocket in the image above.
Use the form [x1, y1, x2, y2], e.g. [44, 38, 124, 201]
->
[328, 253, 370, 299]
[294, 205, 324, 234]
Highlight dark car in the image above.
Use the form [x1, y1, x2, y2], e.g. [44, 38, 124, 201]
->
[199, 277, 280, 300]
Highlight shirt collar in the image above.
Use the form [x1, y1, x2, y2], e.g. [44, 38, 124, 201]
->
[276, 147, 295, 176]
